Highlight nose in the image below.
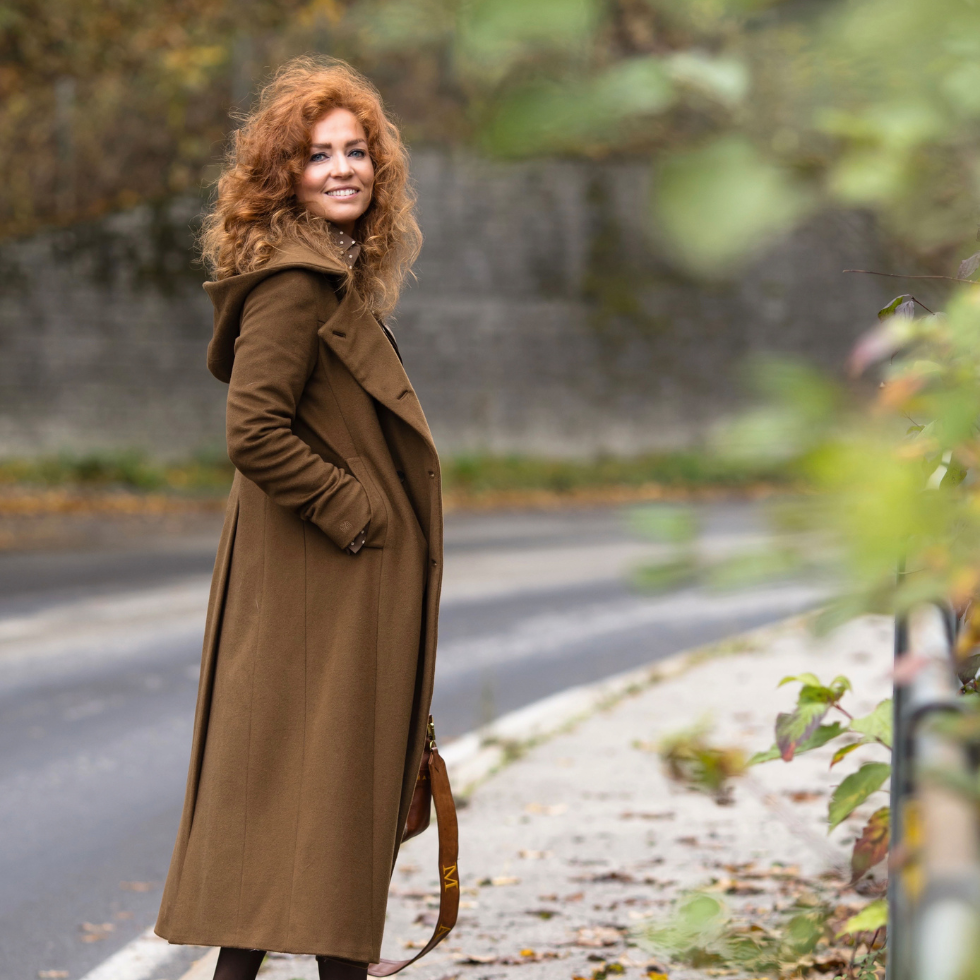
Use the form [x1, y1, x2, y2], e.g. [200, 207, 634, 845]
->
[328, 153, 354, 178]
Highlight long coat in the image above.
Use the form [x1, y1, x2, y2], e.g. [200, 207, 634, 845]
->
[155, 242, 443, 962]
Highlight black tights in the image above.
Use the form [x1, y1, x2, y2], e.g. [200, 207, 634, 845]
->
[213, 946, 369, 980]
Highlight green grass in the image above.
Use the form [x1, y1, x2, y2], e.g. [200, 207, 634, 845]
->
[441, 452, 793, 496]
[0, 450, 235, 494]
[0, 449, 794, 496]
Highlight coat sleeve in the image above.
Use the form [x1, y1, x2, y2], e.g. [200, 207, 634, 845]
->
[226, 269, 372, 550]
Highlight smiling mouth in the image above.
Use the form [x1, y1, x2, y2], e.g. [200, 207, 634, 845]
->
[326, 188, 359, 198]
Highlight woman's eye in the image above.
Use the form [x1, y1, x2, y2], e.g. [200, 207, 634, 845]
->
[310, 152, 327, 163]
[349, 149, 366, 158]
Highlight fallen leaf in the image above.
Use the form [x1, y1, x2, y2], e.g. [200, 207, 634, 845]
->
[38, 972, 69, 979]
[391, 888, 436, 899]
[575, 927, 623, 947]
[119, 881, 155, 892]
[479, 875, 521, 886]
[79, 922, 115, 943]
[676, 836, 699, 846]
[563, 891, 585, 902]
[619, 811, 675, 821]
[456, 954, 498, 964]
[785, 790, 824, 803]
[114, 911, 133, 920]
[573, 870, 635, 884]
[526, 909, 559, 919]
[705, 877, 765, 895]
[524, 803, 568, 815]
[402, 939, 427, 949]
[519, 849, 552, 860]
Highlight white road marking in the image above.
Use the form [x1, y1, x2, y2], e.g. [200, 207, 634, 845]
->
[76, 927, 174, 980]
[435, 584, 825, 680]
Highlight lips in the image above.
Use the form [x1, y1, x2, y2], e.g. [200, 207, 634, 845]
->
[326, 187, 359, 198]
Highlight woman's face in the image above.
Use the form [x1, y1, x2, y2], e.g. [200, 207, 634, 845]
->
[296, 108, 375, 236]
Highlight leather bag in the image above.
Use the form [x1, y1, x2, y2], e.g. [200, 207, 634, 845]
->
[368, 717, 459, 976]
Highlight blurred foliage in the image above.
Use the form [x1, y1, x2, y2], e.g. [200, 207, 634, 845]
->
[642, 723, 747, 804]
[443, 450, 790, 496]
[639, 889, 887, 979]
[6, 0, 980, 278]
[0, 449, 235, 493]
[715, 277, 980, 627]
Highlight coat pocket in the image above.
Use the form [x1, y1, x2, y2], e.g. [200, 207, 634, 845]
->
[345, 455, 389, 548]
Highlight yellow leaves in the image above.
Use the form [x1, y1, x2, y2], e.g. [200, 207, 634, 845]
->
[80, 921, 115, 942]
[875, 374, 925, 412]
[159, 45, 228, 91]
[297, 0, 345, 26]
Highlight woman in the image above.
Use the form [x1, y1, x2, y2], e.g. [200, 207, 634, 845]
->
[155, 57, 443, 980]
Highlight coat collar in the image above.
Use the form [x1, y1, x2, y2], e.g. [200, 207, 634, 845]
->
[204, 241, 434, 451]
[318, 286, 434, 451]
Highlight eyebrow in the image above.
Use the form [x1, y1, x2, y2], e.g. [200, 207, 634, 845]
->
[310, 138, 367, 150]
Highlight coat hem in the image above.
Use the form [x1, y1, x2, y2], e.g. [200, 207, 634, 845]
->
[153, 926, 378, 963]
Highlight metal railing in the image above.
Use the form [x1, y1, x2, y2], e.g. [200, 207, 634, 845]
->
[888, 603, 980, 980]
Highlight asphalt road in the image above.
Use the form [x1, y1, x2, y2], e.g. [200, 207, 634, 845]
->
[0, 503, 821, 980]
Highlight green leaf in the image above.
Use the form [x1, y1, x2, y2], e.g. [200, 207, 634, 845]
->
[828, 762, 891, 830]
[850, 699, 893, 748]
[750, 722, 845, 766]
[664, 51, 748, 106]
[653, 136, 808, 274]
[836, 899, 888, 938]
[800, 721, 847, 751]
[830, 741, 863, 768]
[748, 745, 781, 765]
[775, 702, 829, 761]
[878, 294, 914, 321]
[782, 912, 824, 956]
[481, 59, 673, 156]
[779, 672, 822, 688]
[851, 807, 890, 883]
[457, 0, 599, 78]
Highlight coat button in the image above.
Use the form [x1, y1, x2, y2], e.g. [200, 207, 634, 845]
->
[427, 471, 435, 478]
[431, 559, 438, 567]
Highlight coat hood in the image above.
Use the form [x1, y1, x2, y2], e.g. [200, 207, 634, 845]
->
[204, 243, 349, 384]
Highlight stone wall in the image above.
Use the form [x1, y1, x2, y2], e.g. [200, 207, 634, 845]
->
[0, 150, 894, 459]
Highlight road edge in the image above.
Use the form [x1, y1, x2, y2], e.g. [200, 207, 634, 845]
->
[440, 611, 803, 794]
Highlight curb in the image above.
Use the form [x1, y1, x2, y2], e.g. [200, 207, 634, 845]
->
[85, 614, 799, 980]
[76, 928, 177, 980]
[440, 615, 789, 793]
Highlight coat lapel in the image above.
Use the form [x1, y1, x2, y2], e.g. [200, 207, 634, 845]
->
[318, 286, 434, 449]
[206, 241, 434, 448]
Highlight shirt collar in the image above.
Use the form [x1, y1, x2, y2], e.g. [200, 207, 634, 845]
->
[326, 222, 361, 270]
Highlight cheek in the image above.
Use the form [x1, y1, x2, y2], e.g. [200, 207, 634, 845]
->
[300, 165, 324, 195]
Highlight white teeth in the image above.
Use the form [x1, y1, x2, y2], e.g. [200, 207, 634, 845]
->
[327, 188, 358, 197]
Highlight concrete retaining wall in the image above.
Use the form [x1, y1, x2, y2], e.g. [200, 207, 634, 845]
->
[0, 150, 892, 458]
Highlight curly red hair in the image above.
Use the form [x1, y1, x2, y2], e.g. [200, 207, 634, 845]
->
[201, 56, 421, 317]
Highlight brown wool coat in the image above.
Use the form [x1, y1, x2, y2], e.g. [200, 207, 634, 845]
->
[155, 242, 443, 962]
